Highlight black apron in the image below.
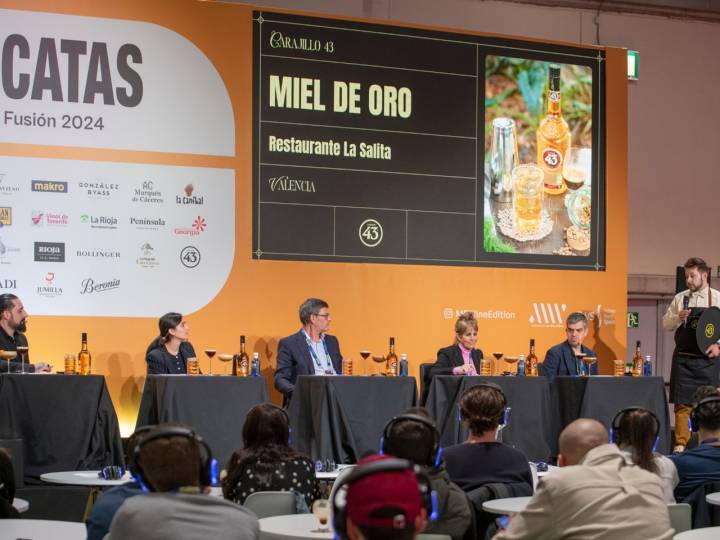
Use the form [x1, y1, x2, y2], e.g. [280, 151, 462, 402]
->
[670, 305, 720, 404]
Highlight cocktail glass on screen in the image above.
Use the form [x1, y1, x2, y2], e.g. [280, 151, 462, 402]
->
[582, 356, 597, 376]
[204, 349, 216, 375]
[218, 353, 233, 376]
[574, 352, 587, 376]
[504, 356, 519, 376]
[562, 147, 591, 191]
[359, 350, 371, 375]
[312, 499, 331, 532]
[0, 350, 17, 373]
[16, 345, 28, 374]
[512, 165, 544, 233]
[187, 357, 199, 375]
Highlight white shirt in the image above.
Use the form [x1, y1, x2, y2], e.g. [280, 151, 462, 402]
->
[662, 286, 720, 332]
[620, 448, 679, 503]
[302, 330, 335, 376]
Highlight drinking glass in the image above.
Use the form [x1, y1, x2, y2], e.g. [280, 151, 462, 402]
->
[582, 356, 597, 376]
[186, 357, 199, 375]
[504, 355, 519, 376]
[312, 499, 331, 532]
[16, 345, 29, 374]
[360, 350, 371, 376]
[512, 165, 544, 233]
[563, 147, 592, 190]
[218, 353, 233, 376]
[574, 352, 587, 376]
[204, 349, 216, 375]
[64, 353, 77, 375]
[0, 350, 17, 373]
[490, 118, 519, 202]
[492, 352, 503, 376]
[372, 355, 386, 376]
[613, 359, 625, 377]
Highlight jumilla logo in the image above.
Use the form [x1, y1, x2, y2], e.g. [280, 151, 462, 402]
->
[176, 184, 204, 205]
[37, 272, 62, 298]
[31, 180, 67, 193]
[80, 277, 120, 295]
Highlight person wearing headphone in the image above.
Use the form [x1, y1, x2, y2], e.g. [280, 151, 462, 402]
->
[222, 403, 321, 510]
[442, 383, 532, 494]
[610, 407, 678, 503]
[145, 312, 197, 374]
[669, 385, 720, 500]
[380, 407, 471, 540]
[332, 454, 431, 540]
[106, 424, 258, 540]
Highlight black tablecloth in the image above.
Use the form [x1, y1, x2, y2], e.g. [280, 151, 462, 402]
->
[0, 374, 124, 479]
[135, 375, 269, 469]
[426, 376, 553, 461]
[288, 375, 418, 463]
[549, 376, 671, 455]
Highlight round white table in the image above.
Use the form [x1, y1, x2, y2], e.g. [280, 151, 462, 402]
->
[482, 496, 532, 515]
[706, 491, 720, 506]
[40, 470, 132, 486]
[259, 513, 334, 540]
[0, 519, 85, 540]
[674, 527, 720, 539]
[536, 464, 559, 477]
[12, 496, 29, 513]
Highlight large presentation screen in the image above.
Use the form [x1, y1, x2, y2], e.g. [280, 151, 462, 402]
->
[252, 11, 605, 270]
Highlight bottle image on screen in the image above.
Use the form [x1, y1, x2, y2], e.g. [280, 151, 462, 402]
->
[527, 339, 538, 377]
[78, 332, 92, 375]
[632, 341, 643, 377]
[537, 64, 571, 195]
[251, 352, 260, 377]
[385, 337, 398, 377]
[234, 335, 249, 377]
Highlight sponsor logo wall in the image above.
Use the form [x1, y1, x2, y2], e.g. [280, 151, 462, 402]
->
[1, 156, 234, 316]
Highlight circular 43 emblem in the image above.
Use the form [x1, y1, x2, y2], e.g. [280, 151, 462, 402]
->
[542, 148, 563, 170]
[358, 219, 383, 248]
[180, 246, 201, 268]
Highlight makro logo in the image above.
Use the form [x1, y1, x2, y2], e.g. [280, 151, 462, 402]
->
[31, 180, 68, 193]
[529, 302, 567, 327]
[34, 241, 65, 262]
[0, 207, 11, 226]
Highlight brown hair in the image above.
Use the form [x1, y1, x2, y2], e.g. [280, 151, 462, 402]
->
[615, 409, 659, 475]
[685, 257, 710, 276]
[459, 383, 506, 435]
[454, 312, 478, 342]
[137, 435, 202, 492]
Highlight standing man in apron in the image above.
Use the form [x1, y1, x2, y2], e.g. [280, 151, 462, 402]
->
[663, 257, 720, 452]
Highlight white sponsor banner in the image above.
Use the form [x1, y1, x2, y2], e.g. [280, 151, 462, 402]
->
[1, 156, 235, 317]
[0, 9, 234, 156]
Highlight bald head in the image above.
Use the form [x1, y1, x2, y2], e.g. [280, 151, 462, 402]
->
[558, 419, 609, 466]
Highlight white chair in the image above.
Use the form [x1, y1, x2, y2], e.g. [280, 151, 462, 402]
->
[243, 491, 297, 518]
[668, 502, 692, 534]
[417, 534, 452, 540]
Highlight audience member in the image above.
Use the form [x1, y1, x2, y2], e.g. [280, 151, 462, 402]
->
[493, 419, 673, 539]
[443, 383, 532, 493]
[611, 407, 678, 503]
[0, 448, 19, 519]
[382, 407, 472, 540]
[333, 454, 429, 540]
[670, 385, 720, 500]
[85, 425, 153, 540]
[223, 403, 321, 510]
[107, 425, 258, 540]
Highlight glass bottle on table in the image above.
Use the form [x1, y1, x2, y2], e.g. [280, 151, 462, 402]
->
[516, 354, 526, 377]
[385, 337, 398, 377]
[537, 64, 571, 195]
[643, 355, 653, 377]
[526, 339, 538, 376]
[78, 332, 92, 375]
[399, 353, 408, 377]
[233, 335, 249, 377]
[251, 352, 260, 377]
[632, 341, 643, 377]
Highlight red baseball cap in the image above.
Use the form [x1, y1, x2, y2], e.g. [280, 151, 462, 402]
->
[346, 454, 423, 529]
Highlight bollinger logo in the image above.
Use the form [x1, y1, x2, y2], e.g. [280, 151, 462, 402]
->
[1, 33, 143, 106]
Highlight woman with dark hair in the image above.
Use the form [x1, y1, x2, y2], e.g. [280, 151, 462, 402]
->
[614, 407, 678, 503]
[430, 312, 483, 377]
[222, 403, 321, 509]
[145, 313, 197, 374]
[443, 383, 532, 493]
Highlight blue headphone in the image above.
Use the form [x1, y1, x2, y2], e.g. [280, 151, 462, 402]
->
[379, 414, 443, 469]
[609, 407, 660, 453]
[457, 382, 511, 428]
[689, 396, 720, 432]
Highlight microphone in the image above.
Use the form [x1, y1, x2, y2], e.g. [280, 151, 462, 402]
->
[683, 295, 690, 328]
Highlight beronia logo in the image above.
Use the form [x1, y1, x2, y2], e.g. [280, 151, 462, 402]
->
[31, 180, 68, 193]
[80, 277, 120, 295]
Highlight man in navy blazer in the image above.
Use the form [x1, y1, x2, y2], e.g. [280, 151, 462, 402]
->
[274, 298, 343, 403]
[541, 312, 598, 379]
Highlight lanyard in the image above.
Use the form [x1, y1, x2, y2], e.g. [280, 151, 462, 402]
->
[303, 331, 332, 371]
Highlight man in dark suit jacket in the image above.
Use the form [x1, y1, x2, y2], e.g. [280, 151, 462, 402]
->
[274, 298, 343, 403]
[541, 312, 598, 379]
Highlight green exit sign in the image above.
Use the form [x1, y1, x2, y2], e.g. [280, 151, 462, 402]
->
[628, 312, 639, 328]
[628, 50, 639, 80]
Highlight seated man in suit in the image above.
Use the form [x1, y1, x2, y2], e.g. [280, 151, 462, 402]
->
[540, 312, 598, 378]
[274, 298, 342, 404]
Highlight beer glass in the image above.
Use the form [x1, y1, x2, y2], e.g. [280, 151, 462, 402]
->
[512, 165, 544, 232]
[64, 354, 77, 374]
[490, 118, 519, 202]
[613, 360, 625, 377]
[186, 357, 199, 375]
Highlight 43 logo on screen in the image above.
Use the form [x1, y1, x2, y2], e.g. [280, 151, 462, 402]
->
[359, 219, 383, 248]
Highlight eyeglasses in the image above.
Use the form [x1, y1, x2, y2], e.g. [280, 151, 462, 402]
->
[313, 313, 330, 319]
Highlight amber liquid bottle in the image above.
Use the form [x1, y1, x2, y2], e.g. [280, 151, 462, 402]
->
[385, 337, 398, 377]
[537, 65, 570, 195]
[78, 332, 92, 375]
[234, 336, 249, 377]
[527, 338, 539, 377]
[632, 340, 643, 377]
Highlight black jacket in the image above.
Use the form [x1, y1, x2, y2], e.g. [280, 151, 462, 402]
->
[429, 344, 483, 378]
[274, 330, 342, 397]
